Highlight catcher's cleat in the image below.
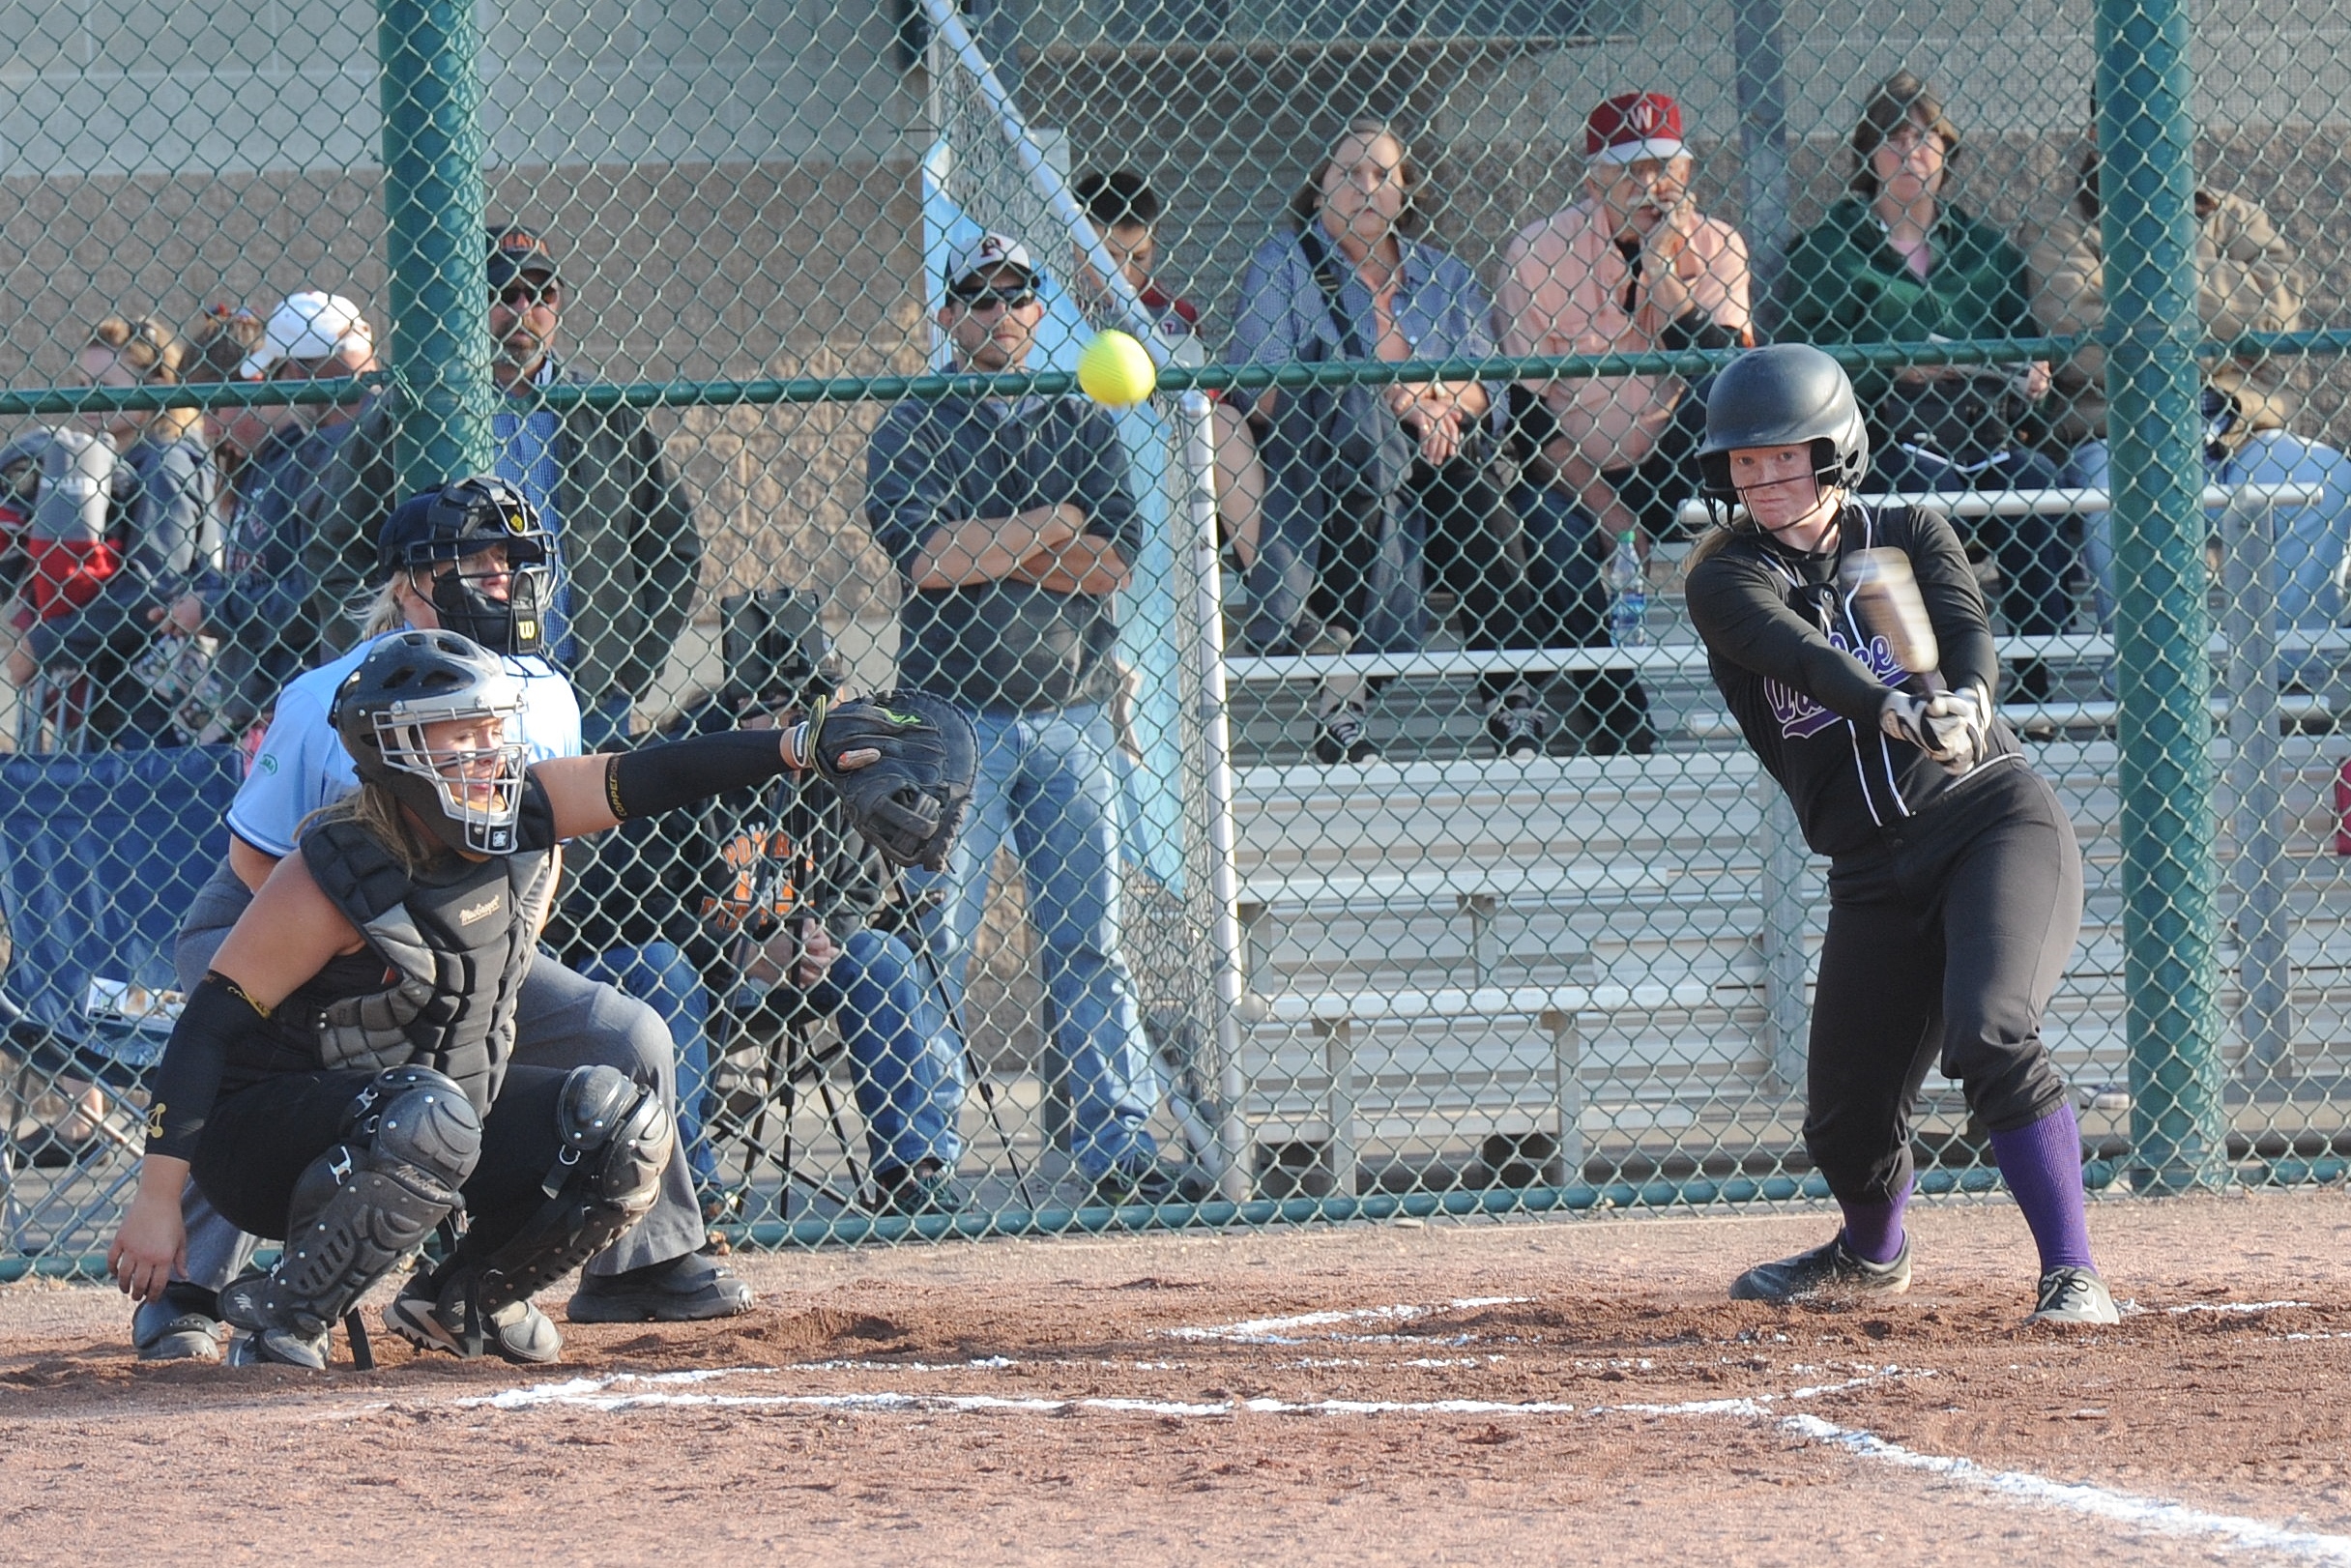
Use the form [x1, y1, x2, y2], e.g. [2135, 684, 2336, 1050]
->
[385, 1267, 564, 1364]
[1729, 1234, 1912, 1301]
[131, 1285, 227, 1363]
[2027, 1266, 2120, 1326]
[224, 1324, 331, 1370]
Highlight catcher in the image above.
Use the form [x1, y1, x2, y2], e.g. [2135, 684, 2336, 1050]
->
[107, 628, 972, 1368]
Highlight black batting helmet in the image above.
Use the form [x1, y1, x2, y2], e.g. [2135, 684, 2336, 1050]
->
[332, 629, 530, 857]
[1697, 343, 1871, 508]
[376, 476, 553, 657]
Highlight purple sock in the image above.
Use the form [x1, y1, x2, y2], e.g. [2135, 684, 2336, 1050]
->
[1988, 1102, 2097, 1274]
[1839, 1179, 1911, 1263]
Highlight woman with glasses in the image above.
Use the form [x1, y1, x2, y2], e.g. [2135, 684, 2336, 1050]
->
[1228, 117, 1500, 764]
[1778, 72, 2074, 701]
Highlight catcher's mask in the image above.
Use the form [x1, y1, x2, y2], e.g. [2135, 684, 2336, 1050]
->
[334, 629, 531, 856]
[1697, 343, 1872, 521]
[377, 476, 553, 658]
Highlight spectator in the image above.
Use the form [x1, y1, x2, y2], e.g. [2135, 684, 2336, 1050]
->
[1498, 91, 1754, 755]
[552, 590, 971, 1217]
[867, 231, 1202, 1205]
[2028, 110, 2341, 658]
[5, 316, 219, 746]
[129, 305, 270, 746]
[1072, 168, 1263, 568]
[131, 476, 747, 1365]
[1778, 71, 2071, 698]
[308, 224, 701, 746]
[1228, 117, 1497, 764]
[156, 290, 375, 737]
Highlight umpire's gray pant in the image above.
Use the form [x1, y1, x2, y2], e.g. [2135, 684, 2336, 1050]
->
[169, 859, 705, 1292]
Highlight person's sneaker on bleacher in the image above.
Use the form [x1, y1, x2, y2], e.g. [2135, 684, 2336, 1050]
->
[1485, 688, 1546, 760]
[1313, 700, 1378, 765]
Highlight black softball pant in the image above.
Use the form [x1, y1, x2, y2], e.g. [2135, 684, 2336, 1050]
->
[190, 1064, 574, 1261]
[1805, 761, 2082, 1204]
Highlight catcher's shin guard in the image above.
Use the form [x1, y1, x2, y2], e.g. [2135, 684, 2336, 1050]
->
[442, 1065, 672, 1350]
[218, 1066, 481, 1367]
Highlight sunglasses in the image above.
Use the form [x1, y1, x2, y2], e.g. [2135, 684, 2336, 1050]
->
[949, 284, 1038, 310]
[492, 280, 561, 308]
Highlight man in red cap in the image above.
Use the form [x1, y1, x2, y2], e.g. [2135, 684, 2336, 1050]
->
[1496, 91, 1753, 753]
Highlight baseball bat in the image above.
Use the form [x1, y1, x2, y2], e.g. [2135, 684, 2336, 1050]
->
[1840, 546, 1946, 696]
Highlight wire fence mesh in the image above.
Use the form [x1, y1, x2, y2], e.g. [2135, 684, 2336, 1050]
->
[3, 0, 2349, 1269]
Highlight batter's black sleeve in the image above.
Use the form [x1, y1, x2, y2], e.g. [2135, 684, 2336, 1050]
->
[1686, 548, 1893, 725]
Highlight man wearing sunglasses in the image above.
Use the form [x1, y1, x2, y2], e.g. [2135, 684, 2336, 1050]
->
[867, 233, 1205, 1207]
[305, 223, 700, 752]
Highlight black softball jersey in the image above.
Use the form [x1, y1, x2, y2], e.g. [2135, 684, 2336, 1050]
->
[1684, 501, 2022, 859]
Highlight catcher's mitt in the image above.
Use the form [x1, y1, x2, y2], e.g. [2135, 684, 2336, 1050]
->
[808, 689, 977, 871]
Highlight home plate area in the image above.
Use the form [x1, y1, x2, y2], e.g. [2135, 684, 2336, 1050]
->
[9, 1198, 2351, 1565]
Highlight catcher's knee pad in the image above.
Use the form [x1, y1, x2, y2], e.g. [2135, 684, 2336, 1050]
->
[470, 1064, 673, 1315]
[219, 1067, 481, 1344]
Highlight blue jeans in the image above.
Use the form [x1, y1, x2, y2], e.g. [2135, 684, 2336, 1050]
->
[577, 690, 635, 751]
[804, 927, 966, 1173]
[908, 703, 1158, 1177]
[578, 942, 720, 1186]
[2070, 434, 2351, 682]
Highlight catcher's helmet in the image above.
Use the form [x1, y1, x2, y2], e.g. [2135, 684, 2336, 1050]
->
[1697, 343, 1871, 508]
[376, 476, 552, 657]
[332, 629, 530, 856]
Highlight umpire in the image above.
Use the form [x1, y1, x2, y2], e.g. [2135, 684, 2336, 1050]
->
[1682, 344, 2117, 1326]
[131, 479, 750, 1365]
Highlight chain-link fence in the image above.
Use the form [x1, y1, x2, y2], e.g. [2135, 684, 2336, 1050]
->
[1, 0, 2346, 1271]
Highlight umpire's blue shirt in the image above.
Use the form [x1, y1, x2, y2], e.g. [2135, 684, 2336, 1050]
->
[226, 634, 582, 857]
[866, 392, 1141, 715]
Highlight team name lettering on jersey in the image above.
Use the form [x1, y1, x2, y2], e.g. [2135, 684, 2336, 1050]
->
[1766, 630, 1910, 740]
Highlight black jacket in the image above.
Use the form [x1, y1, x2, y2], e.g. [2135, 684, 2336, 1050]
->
[1685, 501, 2020, 859]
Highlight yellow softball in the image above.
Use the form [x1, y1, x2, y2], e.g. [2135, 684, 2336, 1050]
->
[1077, 330, 1156, 406]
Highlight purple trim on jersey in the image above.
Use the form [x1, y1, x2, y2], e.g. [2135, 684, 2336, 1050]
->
[1765, 629, 1912, 740]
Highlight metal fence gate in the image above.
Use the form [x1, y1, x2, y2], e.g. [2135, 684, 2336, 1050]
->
[3, 0, 2349, 1268]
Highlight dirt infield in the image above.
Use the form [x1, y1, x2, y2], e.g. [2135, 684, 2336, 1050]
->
[7, 1194, 2351, 1566]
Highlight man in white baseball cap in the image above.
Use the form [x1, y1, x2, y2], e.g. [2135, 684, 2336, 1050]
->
[238, 290, 374, 380]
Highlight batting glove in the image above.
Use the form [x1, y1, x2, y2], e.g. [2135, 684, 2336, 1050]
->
[1916, 682, 1991, 774]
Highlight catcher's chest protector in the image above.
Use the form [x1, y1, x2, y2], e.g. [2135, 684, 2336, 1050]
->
[296, 819, 553, 1116]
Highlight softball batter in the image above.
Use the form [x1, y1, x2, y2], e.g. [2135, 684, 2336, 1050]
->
[1683, 342, 2117, 1324]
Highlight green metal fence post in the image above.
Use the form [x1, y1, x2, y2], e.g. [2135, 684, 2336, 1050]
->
[2098, 0, 2225, 1191]
[378, 0, 494, 491]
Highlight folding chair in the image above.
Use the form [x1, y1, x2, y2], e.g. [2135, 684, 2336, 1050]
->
[0, 743, 243, 1257]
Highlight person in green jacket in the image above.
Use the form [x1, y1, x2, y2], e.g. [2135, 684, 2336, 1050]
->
[1778, 72, 2073, 699]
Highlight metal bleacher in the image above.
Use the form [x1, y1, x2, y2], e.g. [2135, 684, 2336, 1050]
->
[1214, 485, 2351, 1193]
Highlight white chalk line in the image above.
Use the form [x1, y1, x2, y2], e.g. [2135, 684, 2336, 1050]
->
[422, 1292, 2350, 1560]
[1785, 1415, 2351, 1564]
[1156, 1296, 1531, 1345]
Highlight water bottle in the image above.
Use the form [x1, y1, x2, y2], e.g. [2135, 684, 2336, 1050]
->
[1606, 530, 1648, 649]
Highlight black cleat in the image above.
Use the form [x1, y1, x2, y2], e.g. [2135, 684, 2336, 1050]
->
[131, 1284, 226, 1363]
[385, 1267, 564, 1364]
[566, 1252, 755, 1323]
[2027, 1266, 2120, 1325]
[1729, 1234, 1912, 1302]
